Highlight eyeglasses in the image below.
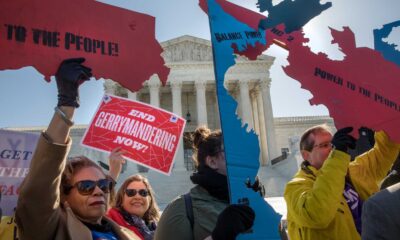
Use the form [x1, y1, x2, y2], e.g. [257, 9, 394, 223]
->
[71, 179, 114, 195]
[313, 142, 333, 150]
[125, 189, 149, 197]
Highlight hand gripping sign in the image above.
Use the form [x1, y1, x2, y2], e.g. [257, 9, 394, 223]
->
[81, 95, 186, 175]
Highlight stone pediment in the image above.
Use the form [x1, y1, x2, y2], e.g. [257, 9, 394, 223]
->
[161, 35, 213, 63]
[161, 35, 275, 64]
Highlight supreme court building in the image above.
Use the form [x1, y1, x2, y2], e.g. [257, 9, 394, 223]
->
[103, 35, 280, 169]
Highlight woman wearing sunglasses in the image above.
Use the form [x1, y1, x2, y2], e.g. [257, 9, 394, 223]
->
[107, 175, 160, 240]
[16, 58, 141, 240]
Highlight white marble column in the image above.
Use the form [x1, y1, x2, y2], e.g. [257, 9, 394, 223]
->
[239, 79, 254, 131]
[104, 80, 115, 95]
[255, 87, 270, 165]
[127, 91, 137, 101]
[260, 78, 279, 161]
[251, 91, 260, 135]
[251, 90, 263, 165]
[171, 80, 185, 171]
[148, 75, 161, 107]
[195, 80, 208, 126]
[212, 89, 221, 129]
[233, 88, 242, 117]
[171, 81, 183, 116]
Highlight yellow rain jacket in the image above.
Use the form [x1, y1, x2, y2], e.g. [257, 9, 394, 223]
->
[284, 131, 399, 240]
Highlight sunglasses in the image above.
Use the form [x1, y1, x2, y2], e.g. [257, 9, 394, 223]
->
[125, 188, 149, 197]
[71, 179, 114, 195]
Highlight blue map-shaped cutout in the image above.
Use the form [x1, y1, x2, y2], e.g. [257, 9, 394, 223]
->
[257, 0, 332, 33]
[206, 0, 281, 239]
[256, 0, 273, 12]
[374, 20, 400, 67]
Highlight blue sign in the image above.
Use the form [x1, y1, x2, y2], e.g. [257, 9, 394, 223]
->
[206, 0, 281, 239]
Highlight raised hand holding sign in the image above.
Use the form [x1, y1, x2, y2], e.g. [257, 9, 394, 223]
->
[56, 58, 92, 108]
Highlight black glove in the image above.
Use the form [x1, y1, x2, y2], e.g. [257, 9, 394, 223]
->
[358, 127, 375, 146]
[212, 205, 255, 240]
[56, 58, 92, 108]
[331, 127, 356, 152]
[245, 176, 266, 197]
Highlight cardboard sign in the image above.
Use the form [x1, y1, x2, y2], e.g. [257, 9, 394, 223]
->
[0, 129, 39, 216]
[257, 0, 332, 33]
[200, 0, 281, 239]
[203, 0, 400, 142]
[281, 27, 400, 142]
[81, 95, 186, 175]
[0, 214, 19, 240]
[0, 0, 169, 93]
[374, 20, 400, 67]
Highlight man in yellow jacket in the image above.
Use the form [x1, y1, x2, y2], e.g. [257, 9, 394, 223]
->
[284, 125, 399, 240]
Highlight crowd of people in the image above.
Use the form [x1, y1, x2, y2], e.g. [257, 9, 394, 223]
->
[2, 58, 399, 240]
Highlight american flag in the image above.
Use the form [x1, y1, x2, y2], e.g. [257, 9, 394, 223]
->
[170, 115, 178, 123]
[103, 95, 112, 103]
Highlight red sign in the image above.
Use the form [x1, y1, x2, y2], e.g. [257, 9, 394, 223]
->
[0, 0, 169, 92]
[81, 95, 186, 175]
[200, 0, 400, 142]
[281, 27, 400, 142]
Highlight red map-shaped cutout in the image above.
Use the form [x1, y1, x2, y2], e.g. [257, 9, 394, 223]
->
[0, 0, 169, 92]
[282, 27, 400, 141]
[204, 0, 400, 142]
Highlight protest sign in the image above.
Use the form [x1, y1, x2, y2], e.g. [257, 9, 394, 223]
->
[0, 0, 169, 93]
[81, 95, 186, 175]
[200, 1, 281, 239]
[202, 0, 400, 142]
[0, 129, 39, 216]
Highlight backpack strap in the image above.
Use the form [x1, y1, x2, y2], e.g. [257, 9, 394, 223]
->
[183, 193, 194, 230]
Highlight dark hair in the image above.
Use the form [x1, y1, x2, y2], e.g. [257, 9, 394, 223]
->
[113, 174, 160, 223]
[61, 156, 107, 196]
[300, 124, 332, 151]
[191, 126, 223, 170]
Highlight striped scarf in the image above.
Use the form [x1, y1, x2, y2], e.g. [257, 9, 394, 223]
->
[119, 207, 156, 240]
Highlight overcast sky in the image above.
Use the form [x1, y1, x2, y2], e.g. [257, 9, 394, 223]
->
[0, 0, 399, 128]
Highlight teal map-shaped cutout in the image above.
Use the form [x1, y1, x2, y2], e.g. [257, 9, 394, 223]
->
[205, 0, 281, 239]
[257, 0, 332, 33]
[374, 20, 400, 67]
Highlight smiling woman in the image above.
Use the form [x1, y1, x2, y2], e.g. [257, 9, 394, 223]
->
[107, 174, 160, 240]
